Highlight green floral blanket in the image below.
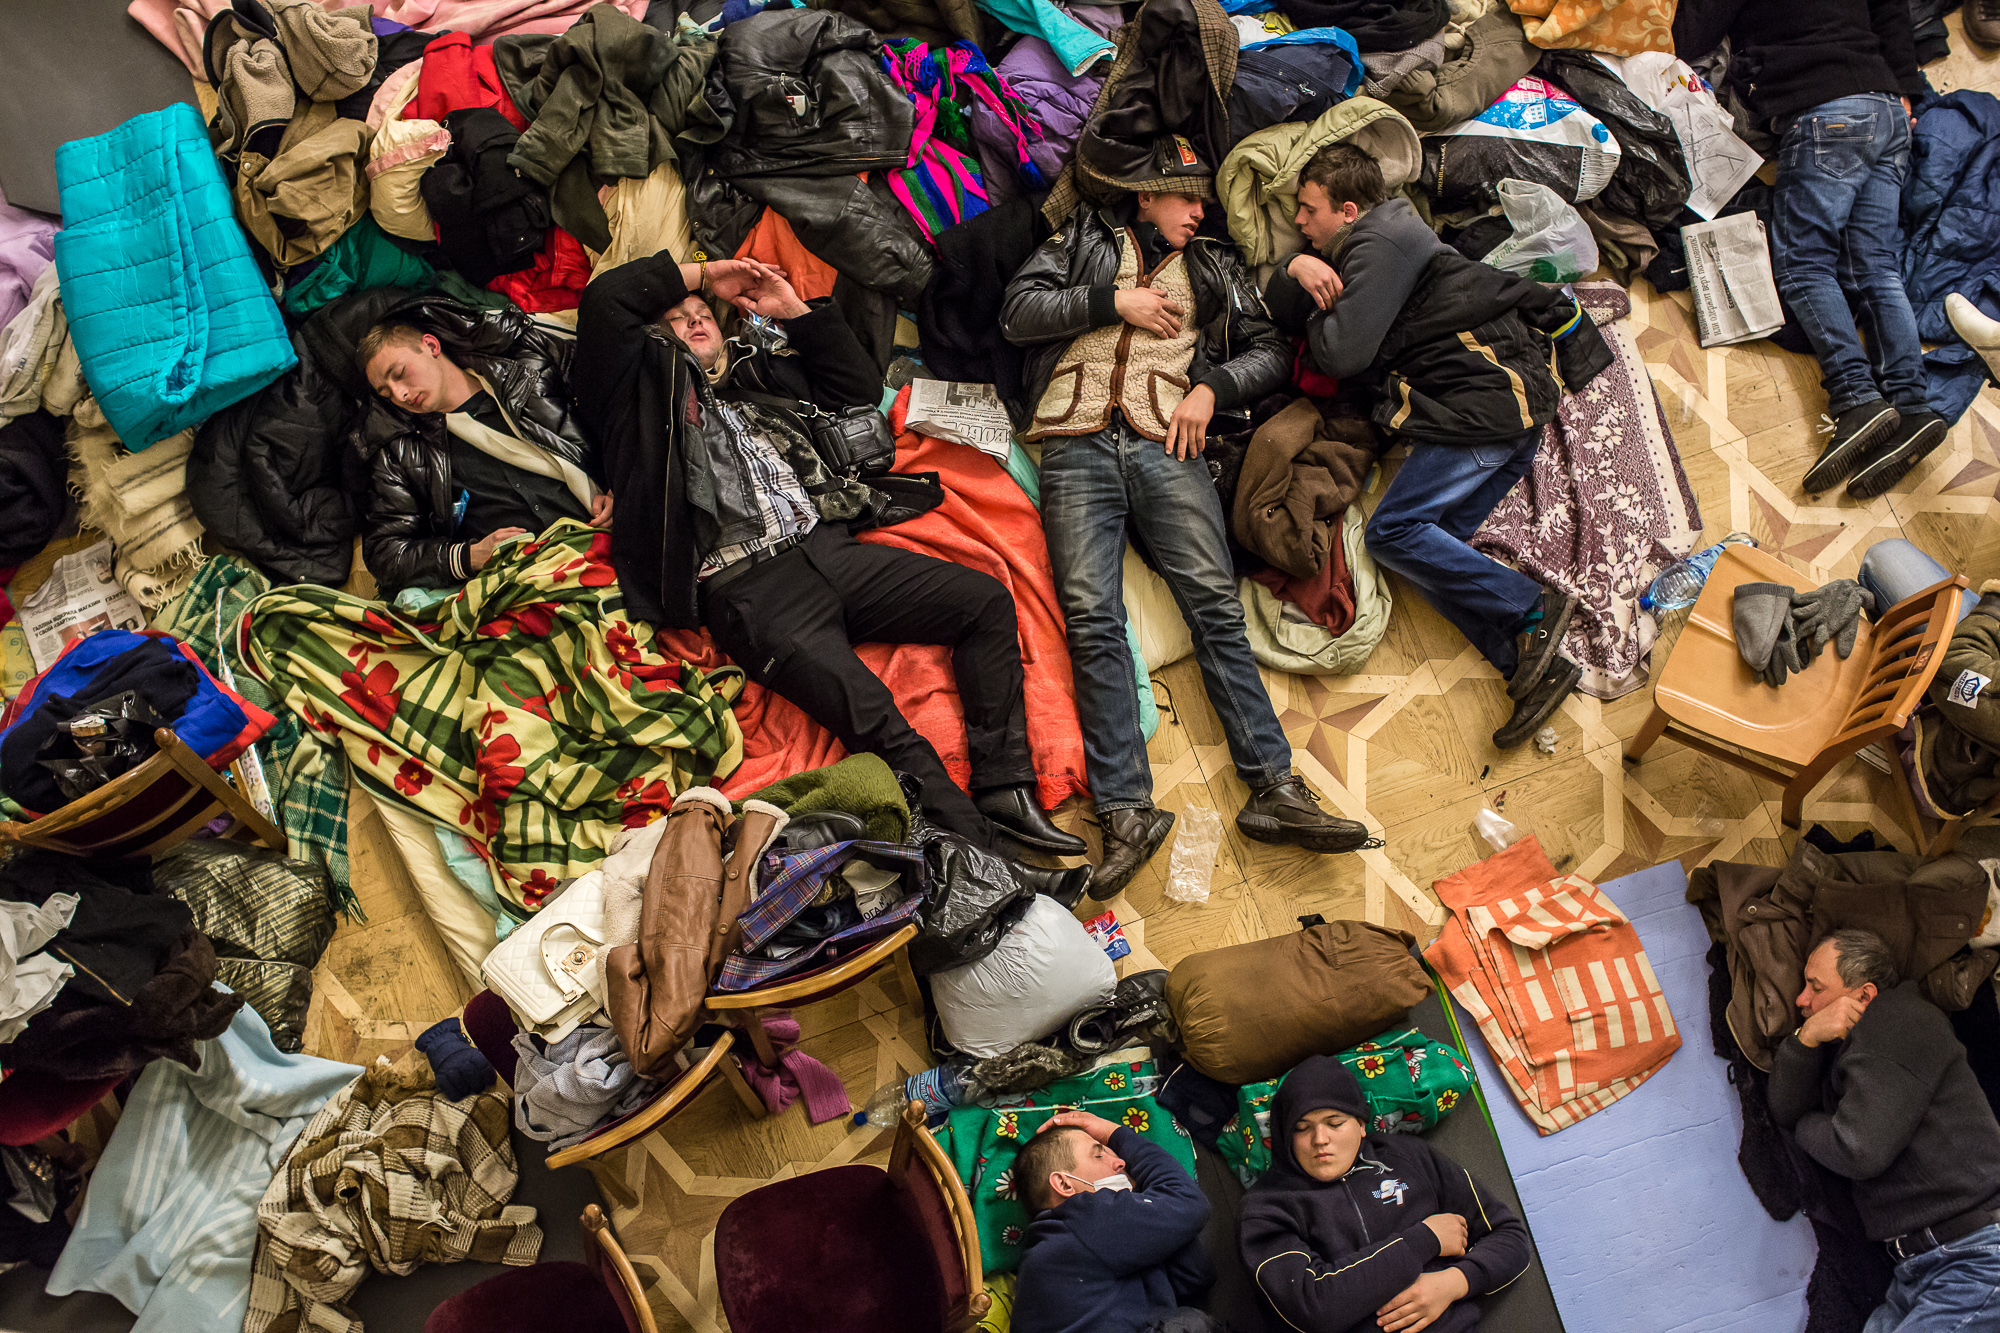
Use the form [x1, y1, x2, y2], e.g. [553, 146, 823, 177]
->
[936, 1057, 1196, 1275]
[241, 521, 745, 917]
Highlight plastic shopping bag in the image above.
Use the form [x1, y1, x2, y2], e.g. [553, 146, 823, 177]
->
[1483, 179, 1600, 283]
[1420, 75, 1622, 208]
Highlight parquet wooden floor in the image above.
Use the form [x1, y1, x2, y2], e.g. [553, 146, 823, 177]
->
[298, 21, 2000, 1328]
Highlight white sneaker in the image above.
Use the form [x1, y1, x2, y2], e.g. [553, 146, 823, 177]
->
[1946, 292, 2000, 383]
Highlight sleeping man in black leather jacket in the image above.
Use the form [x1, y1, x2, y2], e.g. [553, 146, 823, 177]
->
[569, 250, 1087, 864]
[357, 296, 610, 594]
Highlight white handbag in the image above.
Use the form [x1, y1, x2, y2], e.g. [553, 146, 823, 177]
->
[481, 871, 611, 1039]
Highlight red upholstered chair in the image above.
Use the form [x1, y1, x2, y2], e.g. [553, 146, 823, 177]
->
[421, 1205, 654, 1333]
[715, 1099, 991, 1333]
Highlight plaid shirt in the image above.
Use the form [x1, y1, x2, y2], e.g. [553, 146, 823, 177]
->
[715, 840, 924, 991]
[696, 400, 819, 578]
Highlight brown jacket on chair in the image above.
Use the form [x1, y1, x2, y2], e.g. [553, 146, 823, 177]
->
[1230, 397, 1381, 579]
[1688, 837, 1997, 1071]
[607, 788, 789, 1078]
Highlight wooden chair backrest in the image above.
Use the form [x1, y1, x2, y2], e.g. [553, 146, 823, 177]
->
[887, 1099, 992, 1333]
[582, 1203, 660, 1333]
[1820, 575, 1967, 756]
[704, 924, 920, 1012]
[547, 1031, 737, 1170]
[0, 727, 283, 859]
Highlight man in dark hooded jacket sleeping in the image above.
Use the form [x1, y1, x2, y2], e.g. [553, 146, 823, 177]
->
[1239, 1056, 1530, 1332]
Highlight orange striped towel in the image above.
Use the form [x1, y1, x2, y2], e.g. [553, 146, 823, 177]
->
[1425, 837, 1679, 1134]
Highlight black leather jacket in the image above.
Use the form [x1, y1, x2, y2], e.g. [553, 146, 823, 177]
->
[999, 203, 1290, 416]
[362, 295, 596, 593]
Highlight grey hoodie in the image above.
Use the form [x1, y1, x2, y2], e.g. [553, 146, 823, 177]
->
[1265, 198, 1453, 380]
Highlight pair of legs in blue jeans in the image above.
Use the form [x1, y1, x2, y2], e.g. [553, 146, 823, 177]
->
[1863, 1223, 2000, 1332]
[1772, 93, 1933, 418]
[1364, 430, 1543, 677]
[1040, 420, 1294, 812]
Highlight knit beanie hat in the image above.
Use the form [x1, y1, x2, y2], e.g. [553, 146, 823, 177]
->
[1266, 1054, 1371, 1177]
[268, 0, 378, 103]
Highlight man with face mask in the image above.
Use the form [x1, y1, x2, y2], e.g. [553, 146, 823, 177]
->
[1263, 141, 1613, 751]
[1011, 1109, 1221, 1333]
[570, 251, 1085, 858]
[1769, 929, 2000, 1332]
[1239, 1056, 1529, 1332]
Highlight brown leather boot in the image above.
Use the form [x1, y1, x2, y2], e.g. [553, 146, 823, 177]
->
[1088, 806, 1175, 902]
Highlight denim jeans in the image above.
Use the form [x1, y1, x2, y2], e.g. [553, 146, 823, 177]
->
[1364, 432, 1544, 677]
[1857, 538, 1980, 623]
[1772, 94, 1932, 417]
[1041, 420, 1294, 812]
[1862, 1223, 2000, 1332]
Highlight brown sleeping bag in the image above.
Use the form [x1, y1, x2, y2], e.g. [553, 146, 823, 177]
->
[1168, 920, 1431, 1084]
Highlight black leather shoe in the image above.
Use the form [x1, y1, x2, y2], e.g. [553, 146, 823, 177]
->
[771, 810, 867, 854]
[1506, 586, 1579, 701]
[977, 784, 1087, 856]
[1493, 654, 1582, 749]
[1089, 806, 1175, 901]
[1068, 969, 1176, 1054]
[1012, 862, 1092, 909]
[1237, 780, 1375, 853]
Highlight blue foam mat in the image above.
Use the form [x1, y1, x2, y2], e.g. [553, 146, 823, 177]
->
[1450, 860, 1816, 1333]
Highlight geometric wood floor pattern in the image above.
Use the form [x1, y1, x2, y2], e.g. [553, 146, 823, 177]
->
[296, 24, 2000, 1329]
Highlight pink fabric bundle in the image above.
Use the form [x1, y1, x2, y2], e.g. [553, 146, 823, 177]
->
[734, 1015, 853, 1125]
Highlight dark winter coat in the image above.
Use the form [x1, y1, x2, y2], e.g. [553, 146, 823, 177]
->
[1268, 198, 1612, 445]
[1239, 1056, 1530, 1333]
[363, 294, 594, 593]
[1228, 41, 1357, 153]
[0, 411, 68, 567]
[1266, 0, 1447, 53]
[1900, 89, 2000, 346]
[1000, 202, 1291, 419]
[1671, 0, 1924, 128]
[570, 252, 885, 630]
[1769, 982, 2000, 1241]
[916, 198, 1053, 429]
[189, 285, 412, 588]
[1066, 0, 1236, 212]
[421, 107, 551, 285]
[700, 10, 932, 302]
[1012, 1127, 1215, 1333]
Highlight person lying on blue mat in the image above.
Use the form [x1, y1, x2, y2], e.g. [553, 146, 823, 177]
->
[1010, 1109, 1225, 1333]
[1770, 928, 2000, 1333]
[1239, 1055, 1530, 1332]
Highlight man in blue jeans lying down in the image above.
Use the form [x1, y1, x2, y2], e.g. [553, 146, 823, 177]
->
[1673, 0, 1943, 499]
[1264, 142, 1612, 749]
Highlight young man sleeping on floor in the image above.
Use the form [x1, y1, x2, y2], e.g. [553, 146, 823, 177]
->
[1239, 1056, 1529, 1332]
[1011, 1109, 1226, 1333]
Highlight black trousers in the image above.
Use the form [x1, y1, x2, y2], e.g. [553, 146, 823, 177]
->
[700, 524, 1034, 842]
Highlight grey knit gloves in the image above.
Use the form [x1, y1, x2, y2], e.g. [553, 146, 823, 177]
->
[1733, 579, 1876, 687]
[1792, 580, 1876, 667]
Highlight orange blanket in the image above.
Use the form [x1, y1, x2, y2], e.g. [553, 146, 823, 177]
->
[1425, 837, 1680, 1134]
[657, 386, 1089, 813]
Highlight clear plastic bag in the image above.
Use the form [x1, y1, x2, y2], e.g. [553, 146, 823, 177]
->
[1483, 179, 1600, 283]
[1165, 803, 1225, 904]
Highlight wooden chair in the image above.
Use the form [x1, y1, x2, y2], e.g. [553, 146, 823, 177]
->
[419, 1204, 657, 1333]
[714, 1099, 991, 1333]
[546, 1029, 768, 1170]
[1624, 545, 1968, 829]
[0, 725, 283, 858]
[704, 922, 926, 1069]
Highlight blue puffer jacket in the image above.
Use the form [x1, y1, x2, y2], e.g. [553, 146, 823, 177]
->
[1900, 88, 2000, 344]
[53, 103, 295, 450]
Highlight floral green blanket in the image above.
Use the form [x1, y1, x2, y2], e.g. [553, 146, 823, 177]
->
[242, 521, 745, 917]
[936, 1057, 1196, 1275]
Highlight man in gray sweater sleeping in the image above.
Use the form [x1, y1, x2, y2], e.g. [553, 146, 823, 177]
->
[1769, 927, 2000, 1332]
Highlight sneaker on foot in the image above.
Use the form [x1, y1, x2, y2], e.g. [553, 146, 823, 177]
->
[1506, 586, 1580, 701]
[1493, 655, 1582, 750]
[1846, 410, 1949, 499]
[1802, 400, 1900, 494]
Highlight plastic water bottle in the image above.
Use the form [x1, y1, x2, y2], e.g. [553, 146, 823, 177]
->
[1639, 532, 1758, 614]
[856, 1063, 971, 1128]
